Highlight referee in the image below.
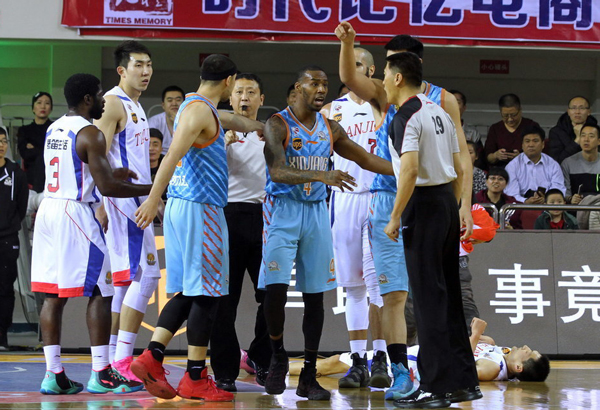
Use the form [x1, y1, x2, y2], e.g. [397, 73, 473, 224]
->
[382, 52, 480, 409]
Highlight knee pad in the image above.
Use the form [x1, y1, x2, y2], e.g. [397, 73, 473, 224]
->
[122, 280, 152, 313]
[344, 286, 369, 331]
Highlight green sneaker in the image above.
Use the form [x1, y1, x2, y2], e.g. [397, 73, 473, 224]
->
[87, 365, 144, 394]
[40, 369, 84, 395]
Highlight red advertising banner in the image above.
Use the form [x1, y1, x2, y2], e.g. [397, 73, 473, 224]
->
[62, 0, 600, 48]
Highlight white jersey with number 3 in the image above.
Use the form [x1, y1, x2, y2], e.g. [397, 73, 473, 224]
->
[329, 94, 377, 193]
[44, 115, 99, 203]
[104, 86, 151, 184]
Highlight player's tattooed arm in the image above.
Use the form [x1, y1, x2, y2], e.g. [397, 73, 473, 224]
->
[264, 116, 356, 191]
[330, 120, 393, 176]
[77, 125, 152, 198]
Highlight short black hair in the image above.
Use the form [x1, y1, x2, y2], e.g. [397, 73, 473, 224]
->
[0, 126, 7, 137]
[149, 128, 164, 142]
[161, 85, 185, 102]
[64, 73, 101, 108]
[521, 124, 546, 141]
[32, 92, 53, 109]
[287, 83, 296, 97]
[582, 123, 600, 137]
[338, 83, 348, 96]
[236, 73, 264, 94]
[545, 188, 565, 201]
[200, 54, 237, 84]
[517, 355, 550, 382]
[488, 167, 509, 184]
[296, 65, 326, 82]
[568, 95, 591, 108]
[449, 89, 466, 105]
[385, 35, 424, 58]
[499, 93, 521, 109]
[114, 40, 151, 68]
[385, 52, 422, 88]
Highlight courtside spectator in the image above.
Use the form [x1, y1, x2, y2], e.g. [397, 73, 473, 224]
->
[534, 189, 578, 230]
[561, 124, 600, 204]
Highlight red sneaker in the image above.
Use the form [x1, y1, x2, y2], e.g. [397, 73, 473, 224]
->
[130, 349, 176, 399]
[177, 369, 235, 402]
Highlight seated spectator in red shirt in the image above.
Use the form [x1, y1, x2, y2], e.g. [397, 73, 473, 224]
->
[549, 96, 597, 164]
[475, 167, 522, 229]
[484, 94, 540, 168]
[533, 189, 578, 230]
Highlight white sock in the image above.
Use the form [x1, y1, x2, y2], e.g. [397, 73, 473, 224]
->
[350, 340, 368, 357]
[91, 345, 110, 371]
[114, 330, 137, 362]
[43, 345, 62, 373]
[373, 339, 387, 354]
[109, 334, 118, 363]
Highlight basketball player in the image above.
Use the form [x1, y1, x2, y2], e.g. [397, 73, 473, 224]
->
[320, 49, 388, 389]
[31, 73, 151, 394]
[92, 41, 161, 381]
[210, 73, 271, 392]
[260, 65, 394, 400]
[131, 55, 261, 402]
[383, 52, 480, 408]
[335, 22, 475, 400]
[289, 318, 550, 383]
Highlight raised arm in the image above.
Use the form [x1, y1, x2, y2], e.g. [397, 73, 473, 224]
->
[264, 115, 356, 190]
[93, 95, 125, 154]
[335, 22, 387, 116]
[77, 126, 152, 198]
[330, 119, 393, 176]
[218, 110, 264, 134]
[135, 102, 214, 229]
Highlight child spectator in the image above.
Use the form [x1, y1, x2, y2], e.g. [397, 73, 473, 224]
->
[534, 189, 578, 229]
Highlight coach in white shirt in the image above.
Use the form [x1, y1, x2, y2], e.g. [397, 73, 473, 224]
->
[210, 73, 270, 392]
[383, 52, 481, 409]
[148, 85, 184, 155]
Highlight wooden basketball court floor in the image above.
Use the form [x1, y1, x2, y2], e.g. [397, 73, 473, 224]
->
[1, 353, 598, 410]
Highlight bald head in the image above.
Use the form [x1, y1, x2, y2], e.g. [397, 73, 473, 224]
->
[354, 47, 375, 78]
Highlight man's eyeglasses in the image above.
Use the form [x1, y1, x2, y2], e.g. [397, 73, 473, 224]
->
[488, 176, 506, 182]
[0, 139, 8, 146]
[501, 112, 520, 120]
[568, 106, 589, 111]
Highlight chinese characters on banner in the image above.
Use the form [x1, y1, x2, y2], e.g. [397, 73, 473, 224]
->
[489, 264, 600, 325]
[61, 0, 600, 47]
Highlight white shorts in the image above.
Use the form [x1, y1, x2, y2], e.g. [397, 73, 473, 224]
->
[31, 198, 113, 298]
[104, 196, 160, 295]
[329, 191, 376, 288]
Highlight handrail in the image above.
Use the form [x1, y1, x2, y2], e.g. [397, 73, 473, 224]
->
[499, 203, 600, 229]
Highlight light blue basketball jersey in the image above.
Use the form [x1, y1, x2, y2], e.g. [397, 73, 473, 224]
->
[370, 81, 445, 193]
[167, 93, 228, 207]
[265, 107, 332, 202]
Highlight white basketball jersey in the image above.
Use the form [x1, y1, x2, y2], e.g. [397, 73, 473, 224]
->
[44, 115, 99, 203]
[473, 343, 510, 381]
[104, 86, 151, 184]
[329, 94, 376, 193]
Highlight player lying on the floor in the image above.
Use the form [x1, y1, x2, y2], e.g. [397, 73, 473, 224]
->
[286, 318, 550, 383]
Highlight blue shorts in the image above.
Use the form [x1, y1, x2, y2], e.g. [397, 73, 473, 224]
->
[164, 197, 229, 297]
[368, 191, 409, 294]
[259, 195, 336, 294]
